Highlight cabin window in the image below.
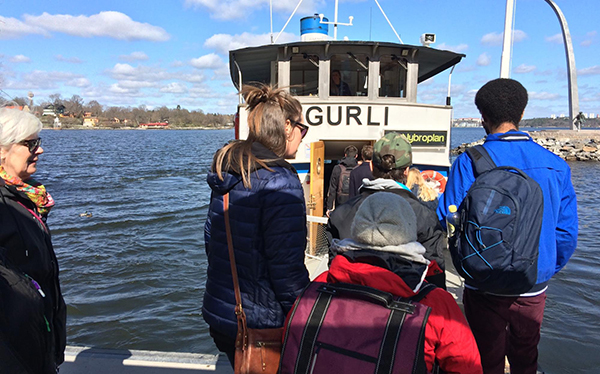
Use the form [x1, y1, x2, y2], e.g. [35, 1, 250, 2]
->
[379, 55, 407, 98]
[330, 53, 368, 96]
[290, 54, 319, 96]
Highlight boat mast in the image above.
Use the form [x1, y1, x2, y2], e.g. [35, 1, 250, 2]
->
[499, 0, 515, 78]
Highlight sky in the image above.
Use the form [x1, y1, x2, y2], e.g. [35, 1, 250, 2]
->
[1, 0, 599, 119]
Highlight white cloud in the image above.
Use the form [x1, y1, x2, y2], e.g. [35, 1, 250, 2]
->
[117, 80, 157, 89]
[108, 63, 173, 82]
[181, 73, 206, 83]
[476, 53, 491, 67]
[513, 64, 536, 74]
[204, 32, 297, 55]
[23, 11, 170, 41]
[190, 53, 224, 69]
[66, 78, 92, 87]
[545, 33, 563, 44]
[189, 85, 215, 98]
[10, 55, 31, 63]
[160, 82, 188, 94]
[0, 16, 48, 39]
[185, 0, 322, 20]
[579, 66, 600, 76]
[529, 92, 560, 100]
[119, 52, 149, 62]
[55, 55, 84, 63]
[481, 30, 527, 46]
[436, 43, 468, 53]
[109, 83, 137, 95]
[6, 70, 86, 90]
[582, 31, 597, 47]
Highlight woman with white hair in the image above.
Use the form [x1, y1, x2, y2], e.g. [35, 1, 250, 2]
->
[0, 107, 66, 373]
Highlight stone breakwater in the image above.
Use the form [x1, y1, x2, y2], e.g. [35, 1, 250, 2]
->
[451, 130, 600, 161]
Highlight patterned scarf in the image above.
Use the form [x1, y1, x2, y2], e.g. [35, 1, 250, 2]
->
[0, 165, 55, 216]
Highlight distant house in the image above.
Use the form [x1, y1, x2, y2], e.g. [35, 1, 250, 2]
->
[139, 121, 169, 129]
[82, 117, 99, 127]
[5, 105, 29, 112]
[42, 104, 66, 116]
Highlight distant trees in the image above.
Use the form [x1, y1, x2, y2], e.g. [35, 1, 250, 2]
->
[27, 92, 234, 128]
[11, 97, 28, 106]
[64, 95, 84, 117]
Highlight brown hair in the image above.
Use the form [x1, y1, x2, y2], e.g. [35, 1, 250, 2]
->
[372, 154, 407, 184]
[361, 145, 373, 161]
[406, 168, 438, 202]
[212, 84, 302, 188]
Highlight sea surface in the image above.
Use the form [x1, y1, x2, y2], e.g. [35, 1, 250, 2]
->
[36, 128, 599, 374]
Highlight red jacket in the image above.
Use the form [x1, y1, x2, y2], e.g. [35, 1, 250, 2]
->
[314, 255, 483, 374]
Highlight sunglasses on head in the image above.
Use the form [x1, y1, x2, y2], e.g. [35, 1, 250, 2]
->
[18, 137, 42, 153]
[292, 121, 309, 139]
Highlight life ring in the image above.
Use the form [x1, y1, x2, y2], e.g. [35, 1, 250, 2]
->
[421, 170, 447, 194]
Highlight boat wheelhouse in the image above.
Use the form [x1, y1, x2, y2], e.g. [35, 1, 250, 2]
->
[230, 40, 464, 222]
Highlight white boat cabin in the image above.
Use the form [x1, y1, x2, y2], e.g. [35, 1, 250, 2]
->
[229, 40, 464, 223]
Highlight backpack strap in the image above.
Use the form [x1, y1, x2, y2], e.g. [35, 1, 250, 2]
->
[466, 145, 497, 177]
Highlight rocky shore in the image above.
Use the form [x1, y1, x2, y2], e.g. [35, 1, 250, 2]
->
[452, 130, 600, 161]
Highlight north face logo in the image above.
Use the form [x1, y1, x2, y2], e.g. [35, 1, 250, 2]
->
[495, 206, 511, 215]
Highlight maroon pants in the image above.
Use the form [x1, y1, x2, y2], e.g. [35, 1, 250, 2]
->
[463, 288, 546, 374]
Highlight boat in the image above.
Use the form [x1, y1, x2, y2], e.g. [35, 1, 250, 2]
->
[230, 12, 465, 266]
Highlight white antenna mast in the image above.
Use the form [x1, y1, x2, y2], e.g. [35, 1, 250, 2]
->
[270, 0, 274, 43]
[318, 0, 353, 40]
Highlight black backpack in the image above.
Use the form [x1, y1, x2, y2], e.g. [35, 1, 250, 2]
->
[336, 164, 355, 205]
[450, 144, 543, 294]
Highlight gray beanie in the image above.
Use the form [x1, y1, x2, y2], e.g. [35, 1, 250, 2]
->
[351, 192, 417, 247]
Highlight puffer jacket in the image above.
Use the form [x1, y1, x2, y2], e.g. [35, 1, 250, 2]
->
[203, 142, 310, 339]
[327, 178, 446, 272]
[0, 180, 67, 373]
[314, 251, 483, 374]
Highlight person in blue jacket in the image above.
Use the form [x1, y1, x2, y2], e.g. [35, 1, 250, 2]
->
[203, 84, 310, 366]
[437, 78, 578, 374]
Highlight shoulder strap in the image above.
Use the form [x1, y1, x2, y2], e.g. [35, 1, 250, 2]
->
[223, 193, 249, 344]
[466, 145, 497, 177]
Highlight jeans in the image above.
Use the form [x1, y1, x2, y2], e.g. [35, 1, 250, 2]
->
[463, 288, 546, 374]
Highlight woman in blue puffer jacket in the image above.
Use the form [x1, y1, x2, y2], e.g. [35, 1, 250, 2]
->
[203, 84, 310, 366]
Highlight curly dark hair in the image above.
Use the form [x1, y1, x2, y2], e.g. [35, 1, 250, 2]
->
[372, 154, 407, 184]
[475, 78, 528, 130]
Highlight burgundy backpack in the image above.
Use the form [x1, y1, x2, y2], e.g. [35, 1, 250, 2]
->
[279, 281, 436, 374]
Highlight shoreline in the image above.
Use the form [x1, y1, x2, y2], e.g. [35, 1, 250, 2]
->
[42, 126, 234, 131]
[452, 129, 600, 162]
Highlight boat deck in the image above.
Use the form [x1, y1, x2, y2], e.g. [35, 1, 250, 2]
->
[60, 346, 233, 374]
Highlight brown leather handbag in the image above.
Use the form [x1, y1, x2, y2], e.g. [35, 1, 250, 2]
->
[223, 193, 283, 374]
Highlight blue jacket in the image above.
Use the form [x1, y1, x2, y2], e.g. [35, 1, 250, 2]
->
[203, 142, 310, 339]
[437, 131, 578, 289]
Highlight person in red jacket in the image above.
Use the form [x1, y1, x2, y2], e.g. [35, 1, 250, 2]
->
[315, 192, 482, 374]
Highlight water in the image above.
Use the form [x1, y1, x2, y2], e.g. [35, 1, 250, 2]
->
[36, 128, 599, 373]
